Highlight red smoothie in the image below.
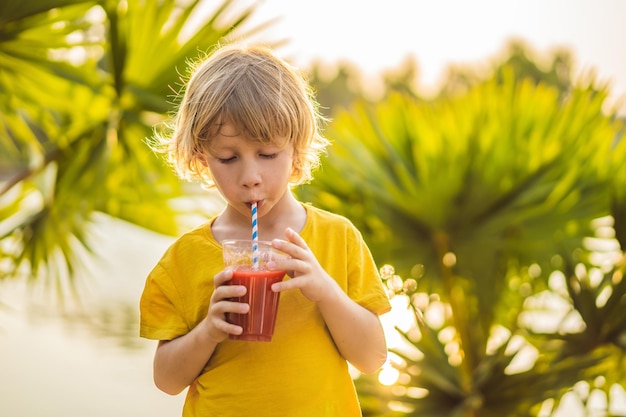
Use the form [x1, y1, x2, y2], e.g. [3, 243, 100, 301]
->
[226, 268, 286, 342]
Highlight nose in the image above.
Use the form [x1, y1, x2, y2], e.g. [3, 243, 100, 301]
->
[240, 163, 262, 188]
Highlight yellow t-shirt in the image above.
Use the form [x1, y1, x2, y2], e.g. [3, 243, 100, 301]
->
[139, 204, 391, 417]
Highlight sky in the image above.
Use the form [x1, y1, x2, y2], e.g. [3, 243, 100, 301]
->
[233, 0, 626, 114]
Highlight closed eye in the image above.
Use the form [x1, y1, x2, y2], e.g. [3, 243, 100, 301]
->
[218, 156, 236, 163]
[260, 153, 277, 159]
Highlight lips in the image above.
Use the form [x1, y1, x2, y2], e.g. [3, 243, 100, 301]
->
[246, 200, 262, 209]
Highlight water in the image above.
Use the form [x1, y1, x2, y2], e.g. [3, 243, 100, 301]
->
[0, 310, 185, 417]
[0, 216, 185, 417]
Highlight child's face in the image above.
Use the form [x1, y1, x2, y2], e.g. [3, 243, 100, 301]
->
[205, 122, 294, 220]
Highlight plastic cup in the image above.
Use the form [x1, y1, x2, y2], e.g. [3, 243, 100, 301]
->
[222, 240, 288, 342]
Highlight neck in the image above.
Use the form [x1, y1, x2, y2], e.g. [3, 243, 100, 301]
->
[257, 192, 305, 240]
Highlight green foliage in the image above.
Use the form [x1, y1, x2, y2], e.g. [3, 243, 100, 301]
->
[301, 69, 619, 284]
[611, 126, 626, 246]
[299, 68, 626, 416]
[0, 0, 264, 291]
[2, 2, 626, 415]
[358, 258, 626, 417]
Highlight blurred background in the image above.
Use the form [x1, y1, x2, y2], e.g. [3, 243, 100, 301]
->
[1, 1, 625, 416]
[243, 0, 626, 115]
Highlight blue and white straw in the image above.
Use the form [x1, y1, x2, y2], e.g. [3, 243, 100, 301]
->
[251, 202, 259, 269]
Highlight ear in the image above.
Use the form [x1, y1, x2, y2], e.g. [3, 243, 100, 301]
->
[290, 155, 303, 183]
[198, 155, 209, 167]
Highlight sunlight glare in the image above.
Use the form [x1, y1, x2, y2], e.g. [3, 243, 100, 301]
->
[406, 387, 429, 399]
[610, 384, 626, 415]
[595, 284, 612, 308]
[486, 324, 511, 355]
[423, 300, 446, 329]
[503, 336, 539, 375]
[538, 398, 556, 417]
[378, 364, 400, 386]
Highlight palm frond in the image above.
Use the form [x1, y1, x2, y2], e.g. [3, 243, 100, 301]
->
[0, 0, 271, 298]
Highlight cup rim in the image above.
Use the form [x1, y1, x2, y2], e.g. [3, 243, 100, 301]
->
[221, 239, 275, 247]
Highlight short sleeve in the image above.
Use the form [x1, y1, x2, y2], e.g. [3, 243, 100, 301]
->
[139, 262, 190, 340]
[346, 227, 392, 316]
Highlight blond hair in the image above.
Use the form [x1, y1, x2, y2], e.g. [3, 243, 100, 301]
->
[151, 44, 329, 187]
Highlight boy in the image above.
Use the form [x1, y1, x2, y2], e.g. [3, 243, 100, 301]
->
[140, 44, 391, 416]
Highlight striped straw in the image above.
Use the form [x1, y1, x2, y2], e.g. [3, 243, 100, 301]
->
[251, 202, 259, 269]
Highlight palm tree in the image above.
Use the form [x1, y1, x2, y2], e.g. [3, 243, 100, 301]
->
[0, 0, 270, 298]
[297, 68, 626, 415]
[4, 2, 626, 414]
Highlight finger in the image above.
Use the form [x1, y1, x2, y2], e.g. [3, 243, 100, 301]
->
[212, 284, 247, 303]
[210, 316, 244, 337]
[214, 269, 234, 287]
[267, 258, 309, 277]
[271, 277, 302, 293]
[220, 300, 250, 315]
[272, 237, 309, 261]
[217, 301, 250, 336]
[284, 227, 309, 249]
[226, 323, 243, 335]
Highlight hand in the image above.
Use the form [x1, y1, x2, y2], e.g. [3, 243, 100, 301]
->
[202, 269, 250, 342]
[269, 227, 388, 374]
[269, 227, 337, 303]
